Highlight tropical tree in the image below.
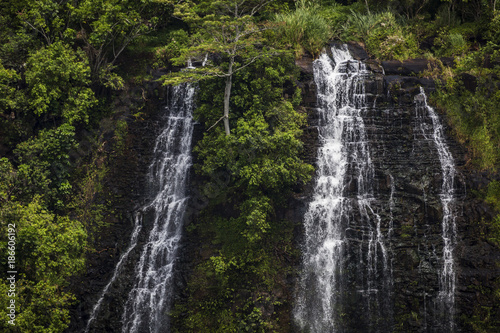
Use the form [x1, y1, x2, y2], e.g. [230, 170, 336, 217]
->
[163, 0, 275, 135]
[0, 197, 86, 333]
[72, 0, 169, 86]
[25, 41, 97, 125]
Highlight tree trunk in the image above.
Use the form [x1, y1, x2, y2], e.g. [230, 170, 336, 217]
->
[223, 58, 234, 136]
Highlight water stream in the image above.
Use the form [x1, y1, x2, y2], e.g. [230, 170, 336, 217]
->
[294, 45, 392, 332]
[415, 88, 457, 331]
[85, 83, 195, 333]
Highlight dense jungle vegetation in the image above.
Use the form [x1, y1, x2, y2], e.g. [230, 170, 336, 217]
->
[0, 0, 500, 331]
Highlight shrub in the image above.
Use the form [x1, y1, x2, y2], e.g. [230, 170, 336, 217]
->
[317, 2, 360, 40]
[486, 181, 500, 246]
[154, 29, 190, 67]
[433, 29, 469, 57]
[434, 75, 500, 171]
[274, 0, 332, 57]
[342, 9, 385, 40]
[343, 10, 419, 60]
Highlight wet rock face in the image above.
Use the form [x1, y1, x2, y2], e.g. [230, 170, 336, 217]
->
[295, 49, 500, 332]
[361, 81, 453, 331]
[66, 74, 171, 333]
[360, 62, 499, 333]
[69, 50, 499, 333]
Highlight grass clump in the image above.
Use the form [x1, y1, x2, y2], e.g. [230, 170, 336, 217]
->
[275, 0, 332, 58]
[343, 10, 419, 61]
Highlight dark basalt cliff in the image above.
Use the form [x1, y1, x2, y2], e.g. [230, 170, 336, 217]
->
[67, 74, 173, 332]
[295, 42, 500, 332]
[68, 44, 499, 332]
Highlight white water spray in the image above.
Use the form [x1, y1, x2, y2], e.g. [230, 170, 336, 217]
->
[415, 87, 456, 330]
[294, 45, 391, 332]
[85, 83, 195, 333]
[84, 220, 142, 333]
[121, 84, 195, 333]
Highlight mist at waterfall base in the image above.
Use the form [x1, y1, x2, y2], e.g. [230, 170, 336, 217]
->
[85, 83, 195, 333]
[293, 45, 458, 332]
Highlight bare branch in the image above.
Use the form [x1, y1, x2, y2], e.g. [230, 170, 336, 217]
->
[250, 0, 273, 16]
[233, 54, 262, 73]
[238, 0, 248, 11]
[206, 115, 226, 131]
[24, 21, 51, 45]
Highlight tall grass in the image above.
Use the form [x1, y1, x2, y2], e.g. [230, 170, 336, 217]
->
[342, 9, 386, 40]
[275, 0, 332, 58]
[342, 10, 419, 61]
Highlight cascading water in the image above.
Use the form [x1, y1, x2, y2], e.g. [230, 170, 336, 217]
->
[294, 45, 392, 332]
[84, 219, 142, 333]
[415, 88, 456, 331]
[85, 83, 195, 333]
[121, 83, 195, 333]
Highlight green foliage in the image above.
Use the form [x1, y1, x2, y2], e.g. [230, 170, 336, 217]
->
[387, 0, 431, 19]
[448, 32, 468, 54]
[0, 158, 17, 202]
[484, 10, 500, 44]
[3, 0, 500, 331]
[167, 0, 272, 68]
[197, 110, 311, 195]
[317, 2, 359, 40]
[342, 8, 385, 40]
[486, 181, 500, 212]
[17, 0, 70, 45]
[430, 18, 500, 328]
[435, 87, 499, 169]
[113, 119, 128, 155]
[0, 62, 22, 113]
[240, 196, 273, 242]
[0, 0, 176, 331]
[162, 4, 273, 83]
[16, 198, 86, 283]
[69, 141, 109, 238]
[153, 29, 190, 67]
[343, 10, 419, 60]
[163, 0, 279, 135]
[434, 68, 500, 171]
[0, 198, 86, 332]
[171, 53, 311, 332]
[485, 181, 500, 246]
[71, 0, 165, 83]
[0, 24, 36, 69]
[14, 123, 78, 207]
[275, 0, 332, 57]
[173, 213, 298, 332]
[25, 42, 97, 125]
[432, 2, 462, 27]
[433, 29, 469, 57]
[195, 56, 312, 201]
[428, 12, 500, 170]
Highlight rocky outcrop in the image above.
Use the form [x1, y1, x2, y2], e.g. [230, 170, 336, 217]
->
[381, 57, 455, 75]
[292, 46, 500, 332]
[66, 71, 171, 333]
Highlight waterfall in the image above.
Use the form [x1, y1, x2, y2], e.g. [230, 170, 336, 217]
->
[121, 83, 195, 333]
[415, 88, 456, 331]
[84, 83, 195, 333]
[294, 45, 392, 332]
[84, 219, 142, 333]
